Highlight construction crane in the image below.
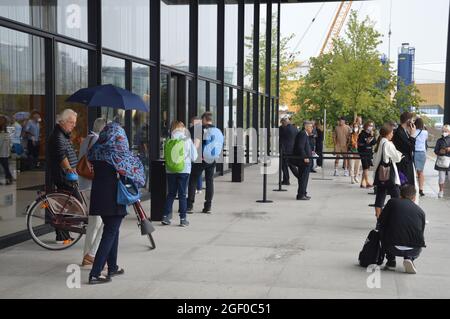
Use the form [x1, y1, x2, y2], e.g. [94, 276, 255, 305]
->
[319, 1, 353, 55]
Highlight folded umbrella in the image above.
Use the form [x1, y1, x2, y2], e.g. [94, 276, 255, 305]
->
[66, 84, 149, 112]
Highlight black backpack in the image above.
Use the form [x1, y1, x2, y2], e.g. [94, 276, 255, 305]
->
[358, 229, 384, 267]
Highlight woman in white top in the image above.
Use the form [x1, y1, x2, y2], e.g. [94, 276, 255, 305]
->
[413, 118, 428, 197]
[79, 118, 107, 267]
[0, 116, 13, 185]
[373, 125, 403, 218]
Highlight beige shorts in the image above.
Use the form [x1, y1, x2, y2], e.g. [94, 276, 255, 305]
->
[335, 144, 348, 154]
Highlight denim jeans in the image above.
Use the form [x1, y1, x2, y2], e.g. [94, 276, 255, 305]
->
[90, 215, 124, 277]
[163, 173, 190, 220]
[197, 174, 203, 190]
[385, 245, 422, 262]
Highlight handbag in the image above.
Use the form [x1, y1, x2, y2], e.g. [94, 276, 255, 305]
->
[117, 175, 141, 206]
[436, 138, 450, 169]
[377, 142, 394, 184]
[76, 136, 95, 180]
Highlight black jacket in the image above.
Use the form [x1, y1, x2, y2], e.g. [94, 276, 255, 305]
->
[89, 161, 127, 216]
[279, 124, 298, 155]
[434, 136, 450, 171]
[48, 124, 78, 186]
[393, 127, 416, 184]
[378, 198, 426, 248]
[357, 130, 376, 156]
[293, 130, 312, 166]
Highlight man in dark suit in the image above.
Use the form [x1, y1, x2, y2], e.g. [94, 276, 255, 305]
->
[293, 121, 314, 200]
[279, 117, 299, 185]
[392, 112, 416, 185]
[378, 184, 426, 274]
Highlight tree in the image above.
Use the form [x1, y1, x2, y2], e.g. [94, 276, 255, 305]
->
[393, 81, 424, 112]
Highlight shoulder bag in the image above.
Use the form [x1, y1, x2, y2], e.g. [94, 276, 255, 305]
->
[76, 136, 95, 180]
[436, 138, 450, 169]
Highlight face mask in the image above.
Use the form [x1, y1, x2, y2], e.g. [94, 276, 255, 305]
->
[353, 128, 359, 132]
[367, 127, 373, 132]
[443, 132, 449, 137]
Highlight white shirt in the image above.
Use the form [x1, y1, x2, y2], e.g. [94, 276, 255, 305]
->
[372, 138, 403, 185]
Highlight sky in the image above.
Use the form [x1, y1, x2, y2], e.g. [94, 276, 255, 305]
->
[281, 0, 450, 83]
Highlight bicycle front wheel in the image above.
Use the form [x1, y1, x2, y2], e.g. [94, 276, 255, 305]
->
[26, 193, 86, 250]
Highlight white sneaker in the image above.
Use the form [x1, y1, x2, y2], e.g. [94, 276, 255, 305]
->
[344, 170, 349, 177]
[354, 177, 360, 184]
[195, 190, 203, 195]
[403, 259, 417, 274]
[333, 169, 339, 176]
[351, 177, 356, 184]
[438, 191, 444, 198]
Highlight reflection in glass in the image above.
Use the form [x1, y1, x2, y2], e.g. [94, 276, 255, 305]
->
[271, 3, 278, 97]
[161, 0, 189, 71]
[0, 27, 46, 237]
[101, 55, 125, 124]
[0, 0, 88, 41]
[198, 80, 207, 117]
[102, 0, 150, 59]
[56, 43, 88, 154]
[209, 84, 217, 125]
[244, 3, 254, 89]
[132, 63, 150, 192]
[259, 3, 266, 94]
[160, 74, 169, 158]
[199, 0, 218, 79]
[225, 1, 238, 85]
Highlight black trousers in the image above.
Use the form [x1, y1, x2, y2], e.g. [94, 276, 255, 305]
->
[188, 162, 215, 210]
[385, 246, 422, 262]
[27, 140, 40, 168]
[296, 163, 311, 197]
[282, 155, 299, 183]
[375, 183, 400, 208]
[0, 158, 12, 180]
[316, 142, 323, 167]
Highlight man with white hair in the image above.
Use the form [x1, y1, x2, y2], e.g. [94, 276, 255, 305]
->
[48, 108, 80, 244]
[292, 121, 314, 200]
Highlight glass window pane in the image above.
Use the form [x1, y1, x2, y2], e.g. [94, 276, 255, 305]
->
[160, 74, 169, 158]
[271, 2, 278, 97]
[199, 0, 218, 79]
[101, 55, 125, 123]
[232, 89, 237, 128]
[244, 3, 254, 89]
[132, 63, 150, 192]
[56, 43, 88, 154]
[102, 0, 150, 59]
[224, 1, 238, 85]
[259, 3, 266, 94]
[161, 1, 189, 71]
[198, 80, 207, 117]
[209, 84, 217, 125]
[0, 27, 46, 237]
[0, 0, 88, 41]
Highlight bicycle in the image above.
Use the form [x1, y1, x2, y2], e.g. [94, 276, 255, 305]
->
[26, 184, 156, 251]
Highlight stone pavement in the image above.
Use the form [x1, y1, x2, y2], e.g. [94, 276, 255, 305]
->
[1, 154, 449, 299]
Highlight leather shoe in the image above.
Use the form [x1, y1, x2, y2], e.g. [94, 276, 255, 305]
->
[296, 195, 310, 200]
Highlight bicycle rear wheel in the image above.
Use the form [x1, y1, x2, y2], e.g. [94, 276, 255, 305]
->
[27, 193, 86, 250]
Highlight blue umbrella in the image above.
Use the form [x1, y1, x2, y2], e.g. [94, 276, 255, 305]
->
[66, 84, 149, 112]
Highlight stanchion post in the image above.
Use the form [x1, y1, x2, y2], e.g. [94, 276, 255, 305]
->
[273, 148, 287, 192]
[257, 153, 273, 203]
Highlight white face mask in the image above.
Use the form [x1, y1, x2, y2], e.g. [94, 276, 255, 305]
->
[443, 132, 449, 137]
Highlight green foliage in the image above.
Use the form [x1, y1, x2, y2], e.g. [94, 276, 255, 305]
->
[293, 11, 420, 127]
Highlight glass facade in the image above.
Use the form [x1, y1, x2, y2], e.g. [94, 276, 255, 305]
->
[0, 0, 88, 41]
[259, 3, 266, 94]
[224, 1, 238, 85]
[102, 0, 150, 59]
[161, 0, 189, 71]
[0, 27, 45, 239]
[0, 0, 280, 247]
[198, 0, 218, 79]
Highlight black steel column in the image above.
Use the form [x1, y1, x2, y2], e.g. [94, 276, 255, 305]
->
[445, 4, 450, 125]
[125, 59, 132, 140]
[44, 38, 56, 190]
[87, 0, 102, 129]
[253, 1, 260, 153]
[150, 0, 161, 161]
[232, 0, 245, 182]
[217, 0, 225, 175]
[190, 0, 199, 118]
[265, 2, 272, 155]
